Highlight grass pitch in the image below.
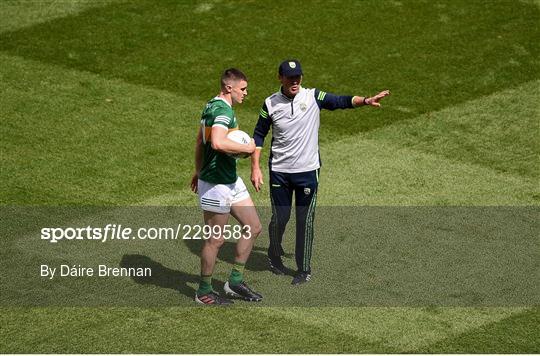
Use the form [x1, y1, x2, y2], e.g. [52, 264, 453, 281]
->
[1, 0, 539, 353]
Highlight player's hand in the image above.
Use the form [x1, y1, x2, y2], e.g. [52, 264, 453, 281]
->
[366, 90, 390, 107]
[190, 172, 199, 193]
[251, 167, 264, 192]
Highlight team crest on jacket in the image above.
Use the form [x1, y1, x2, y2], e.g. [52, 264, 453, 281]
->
[299, 103, 307, 111]
[304, 187, 311, 195]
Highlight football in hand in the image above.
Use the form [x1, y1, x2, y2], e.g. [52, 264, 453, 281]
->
[226, 130, 251, 159]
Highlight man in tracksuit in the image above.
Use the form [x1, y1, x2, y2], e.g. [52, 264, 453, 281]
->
[251, 59, 390, 285]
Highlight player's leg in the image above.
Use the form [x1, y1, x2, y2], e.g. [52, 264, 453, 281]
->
[195, 179, 233, 305]
[196, 210, 233, 305]
[230, 196, 262, 264]
[200, 210, 229, 280]
[268, 170, 293, 274]
[291, 169, 319, 285]
[223, 178, 263, 301]
[225, 196, 263, 301]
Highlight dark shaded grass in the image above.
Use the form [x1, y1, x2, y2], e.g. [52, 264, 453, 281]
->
[1, 0, 538, 138]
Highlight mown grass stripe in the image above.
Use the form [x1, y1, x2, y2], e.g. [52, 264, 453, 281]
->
[363, 80, 540, 179]
[318, 136, 539, 206]
[0, 0, 122, 33]
[0, 53, 204, 205]
[0, 306, 393, 353]
[262, 307, 527, 352]
[0, 1, 538, 354]
[416, 307, 540, 353]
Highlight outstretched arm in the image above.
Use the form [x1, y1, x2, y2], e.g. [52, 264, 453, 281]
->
[316, 89, 390, 110]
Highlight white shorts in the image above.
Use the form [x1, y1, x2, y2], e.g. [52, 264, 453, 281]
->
[198, 177, 250, 213]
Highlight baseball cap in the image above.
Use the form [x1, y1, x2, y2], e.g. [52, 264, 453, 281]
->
[278, 59, 303, 77]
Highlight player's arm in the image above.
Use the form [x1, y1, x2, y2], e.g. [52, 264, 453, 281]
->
[211, 125, 255, 155]
[191, 127, 204, 193]
[210, 111, 255, 155]
[315, 89, 390, 110]
[251, 103, 271, 192]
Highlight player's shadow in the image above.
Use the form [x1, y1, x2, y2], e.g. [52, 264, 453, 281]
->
[118, 254, 228, 298]
[184, 238, 293, 272]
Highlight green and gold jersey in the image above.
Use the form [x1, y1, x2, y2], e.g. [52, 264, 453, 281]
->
[199, 97, 239, 184]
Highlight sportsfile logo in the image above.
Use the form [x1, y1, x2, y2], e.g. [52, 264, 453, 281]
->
[40, 224, 252, 243]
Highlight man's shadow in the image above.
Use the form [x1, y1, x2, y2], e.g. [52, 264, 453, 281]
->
[183, 238, 293, 273]
[119, 254, 216, 299]
[120, 242, 296, 298]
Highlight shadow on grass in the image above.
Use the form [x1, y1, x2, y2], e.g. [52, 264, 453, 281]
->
[118, 247, 294, 299]
[120, 254, 200, 299]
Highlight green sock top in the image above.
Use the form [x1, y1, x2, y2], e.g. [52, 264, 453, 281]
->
[228, 262, 245, 286]
[197, 274, 213, 295]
